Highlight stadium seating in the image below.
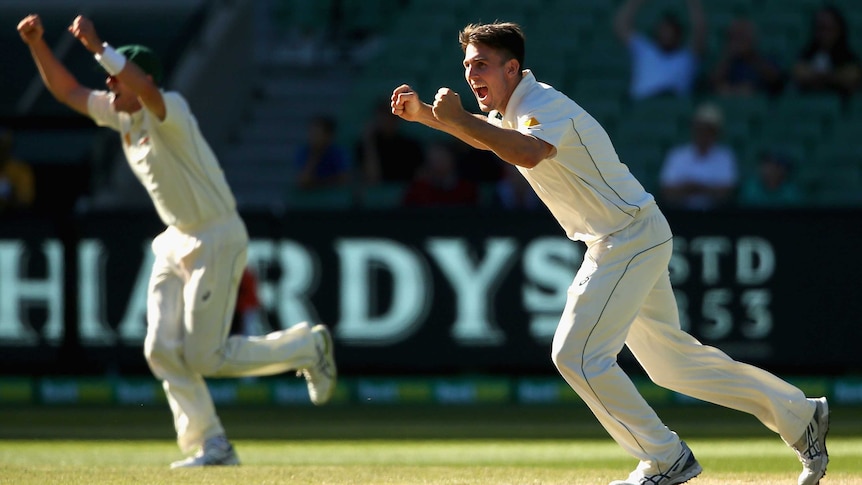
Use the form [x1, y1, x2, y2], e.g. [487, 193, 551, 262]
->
[8, 0, 862, 210]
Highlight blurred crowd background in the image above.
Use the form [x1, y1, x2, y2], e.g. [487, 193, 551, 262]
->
[1, 0, 861, 219]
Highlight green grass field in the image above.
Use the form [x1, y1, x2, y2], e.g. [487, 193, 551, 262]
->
[1, 404, 861, 484]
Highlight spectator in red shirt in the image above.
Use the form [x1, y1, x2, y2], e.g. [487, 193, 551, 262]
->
[402, 142, 478, 207]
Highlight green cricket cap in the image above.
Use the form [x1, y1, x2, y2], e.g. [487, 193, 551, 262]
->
[116, 44, 163, 84]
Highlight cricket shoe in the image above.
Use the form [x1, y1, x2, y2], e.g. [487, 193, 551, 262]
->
[792, 397, 830, 485]
[610, 441, 702, 485]
[298, 324, 337, 405]
[170, 435, 240, 469]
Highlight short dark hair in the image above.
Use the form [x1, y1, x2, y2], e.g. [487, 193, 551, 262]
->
[459, 22, 525, 70]
[660, 11, 683, 35]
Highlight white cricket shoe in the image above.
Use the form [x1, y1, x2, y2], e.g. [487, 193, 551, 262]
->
[792, 397, 830, 485]
[610, 441, 702, 485]
[299, 324, 337, 405]
[170, 435, 240, 469]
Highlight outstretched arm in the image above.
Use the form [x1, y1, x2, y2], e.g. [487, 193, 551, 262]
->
[68, 15, 166, 120]
[614, 0, 645, 44]
[17, 14, 91, 116]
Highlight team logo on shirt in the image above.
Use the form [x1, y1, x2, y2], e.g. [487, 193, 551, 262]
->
[524, 117, 540, 127]
[122, 130, 150, 147]
[137, 130, 150, 146]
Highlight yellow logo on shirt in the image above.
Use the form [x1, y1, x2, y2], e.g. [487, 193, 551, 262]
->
[524, 117, 540, 127]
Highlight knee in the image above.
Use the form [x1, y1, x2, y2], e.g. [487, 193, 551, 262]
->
[183, 348, 223, 376]
[550, 334, 583, 377]
[550, 334, 617, 387]
[143, 335, 176, 375]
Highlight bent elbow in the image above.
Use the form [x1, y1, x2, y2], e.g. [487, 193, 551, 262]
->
[514, 147, 551, 169]
[517, 156, 542, 169]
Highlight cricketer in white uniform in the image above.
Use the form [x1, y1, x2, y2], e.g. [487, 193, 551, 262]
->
[392, 22, 829, 485]
[18, 14, 337, 468]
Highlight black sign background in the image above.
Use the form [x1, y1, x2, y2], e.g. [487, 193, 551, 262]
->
[1, 208, 860, 376]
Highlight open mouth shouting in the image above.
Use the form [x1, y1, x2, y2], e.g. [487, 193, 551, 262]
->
[473, 84, 489, 103]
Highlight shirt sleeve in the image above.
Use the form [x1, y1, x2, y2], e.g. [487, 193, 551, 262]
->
[659, 148, 685, 186]
[86, 91, 121, 131]
[628, 33, 652, 56]
[515, 97, 571, 153]
[157, 92, 192, 132]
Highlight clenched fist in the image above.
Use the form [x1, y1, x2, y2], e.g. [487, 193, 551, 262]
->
[432, 88, 468, 126]
[67, 15, 103, 54]
[17, 14, 44, 45]
[391, 84, 421, 122]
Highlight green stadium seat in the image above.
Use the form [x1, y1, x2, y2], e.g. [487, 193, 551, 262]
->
[713, 96, 769, 148]
[285, 186, 355, 210]
[614, 118, 677, 156]
[410, 0, 465, 13]
[340, 0, 400, 34]
[759, 11, 809, 53]
[814, 145, 862, 168]
[627, 97, 694, 126]
[272, 0, 333, 33]
[759, 119, 823, 155]
[360, 183, 407, 209]
[615, 145, 665, 194]
[570, 77, 629, 104]
[577, 98, 622, 132]
[775, 94, 843, 130]
[566, 47, 629, 83]
[715, 96, 769, 125]
[797, 163, 862, 207]
[827, 115, 862, 145]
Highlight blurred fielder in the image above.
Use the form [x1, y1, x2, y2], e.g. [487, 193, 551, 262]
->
[18, 14, 336, 468]
[391, 22, 829, 485]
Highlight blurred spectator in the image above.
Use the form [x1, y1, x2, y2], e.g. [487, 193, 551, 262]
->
[453, 141, 505, 184]
[496, 164, 541, 210]
[614, 0, 706, 100]
[294, 116, 351, 189]
[793, 5, 862, 96]
[0, 128, 35, 214]
[660, 103, 738, 210]
[402, 142, 478, 207]
[738, 150, 803, 208]
[711, 18, 785, 96]
[357, 100, 423, 185]
[231, 268, 271, 337]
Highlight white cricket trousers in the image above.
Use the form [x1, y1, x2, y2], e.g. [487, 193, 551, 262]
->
[143, 214, 318, 453]
[551, 203, 815, 467]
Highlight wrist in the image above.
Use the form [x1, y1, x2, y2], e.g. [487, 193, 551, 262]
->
[94, 42, 126, 75]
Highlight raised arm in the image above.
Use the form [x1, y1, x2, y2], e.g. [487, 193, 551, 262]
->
[687, 0, 707, 55]
[614, 0, 645, 44]
[17, 14, 91, 116]
[68, 15, 166, 120]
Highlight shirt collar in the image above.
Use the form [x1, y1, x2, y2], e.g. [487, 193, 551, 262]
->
[493, 69, 536, 124]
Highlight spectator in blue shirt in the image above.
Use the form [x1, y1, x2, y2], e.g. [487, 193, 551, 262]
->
[294, 116, 351, 189]
[614, 0, 706, 100]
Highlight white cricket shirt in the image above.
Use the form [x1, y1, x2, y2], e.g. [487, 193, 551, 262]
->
[88, 91, 237, 231]
[488, 70, 655, 244]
